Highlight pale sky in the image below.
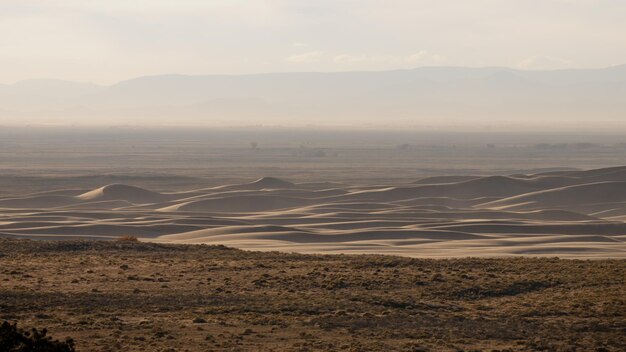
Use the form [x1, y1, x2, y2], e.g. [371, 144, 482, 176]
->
[1, 0, 625, 84]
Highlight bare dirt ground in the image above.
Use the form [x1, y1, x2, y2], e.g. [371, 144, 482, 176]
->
[1, 239, 624, 351]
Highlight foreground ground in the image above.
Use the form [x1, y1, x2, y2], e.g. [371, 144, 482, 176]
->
[1, 239, 624, 351]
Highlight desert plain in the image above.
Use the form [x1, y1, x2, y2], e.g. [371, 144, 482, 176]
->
[1, 128, 625, 351]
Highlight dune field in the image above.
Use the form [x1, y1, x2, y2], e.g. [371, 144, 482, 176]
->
[1, 166, 625, 258]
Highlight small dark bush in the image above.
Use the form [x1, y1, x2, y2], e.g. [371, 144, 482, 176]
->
[0, 321, 75, 352]
[116, 236, 139, 242]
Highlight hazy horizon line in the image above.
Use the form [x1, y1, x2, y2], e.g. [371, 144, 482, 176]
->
[2, 122, 625, 134]
[5, 63, 626, 86]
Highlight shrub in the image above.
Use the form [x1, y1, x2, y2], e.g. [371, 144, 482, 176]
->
[0, 321, 75, 351]
[116, 236, 139, 243]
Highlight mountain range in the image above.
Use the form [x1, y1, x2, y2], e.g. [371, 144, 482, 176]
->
[1, 65, 625, 128]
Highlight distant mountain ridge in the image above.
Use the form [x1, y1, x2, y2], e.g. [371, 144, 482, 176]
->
[1, 65, 625, 127]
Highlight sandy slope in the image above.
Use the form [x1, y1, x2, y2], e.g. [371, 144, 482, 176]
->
[1, 170, 625, 258]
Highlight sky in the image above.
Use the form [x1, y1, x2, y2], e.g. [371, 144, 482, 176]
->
[1, 0, 626, 84]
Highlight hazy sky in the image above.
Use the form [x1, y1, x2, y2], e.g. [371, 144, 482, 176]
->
[2, 0, 625, 84]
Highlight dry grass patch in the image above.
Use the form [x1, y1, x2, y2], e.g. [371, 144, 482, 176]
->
[1, 239, 624, 351]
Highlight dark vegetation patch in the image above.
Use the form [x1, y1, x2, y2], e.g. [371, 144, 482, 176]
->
[448, 279, 558, 299]
[0, 321, 75, 352]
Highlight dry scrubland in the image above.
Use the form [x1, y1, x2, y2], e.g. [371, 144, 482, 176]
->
[1, 239, 625, 352]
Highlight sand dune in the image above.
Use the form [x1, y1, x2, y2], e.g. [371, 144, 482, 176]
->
[1, 167, 625, 258]
[480, 181, 626, 212]
[336, 177, 544, 203]
[159, 194, 314, 213]
[211, 177, 297, 191]
[553, 165, 626, 179]
[427, 221, 626, 235]
[77, 184, 172, 203]
[413, 175, 480, 184]
[0, 195, 80, 208]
